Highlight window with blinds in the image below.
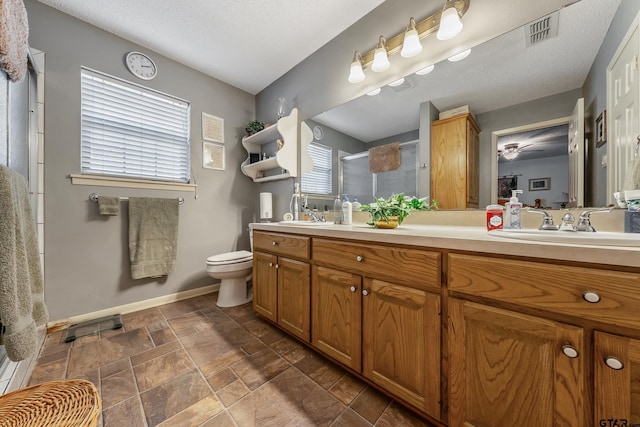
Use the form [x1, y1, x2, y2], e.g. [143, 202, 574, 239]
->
[80, 68, 191, 183]
[301, 142, 332, 194]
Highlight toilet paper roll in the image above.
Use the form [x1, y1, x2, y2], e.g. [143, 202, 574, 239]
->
[260, 192, 272, 221]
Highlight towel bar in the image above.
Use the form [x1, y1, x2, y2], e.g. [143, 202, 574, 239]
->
[88, 192, 184, 205]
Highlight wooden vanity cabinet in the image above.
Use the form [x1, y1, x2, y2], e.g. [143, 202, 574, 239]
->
[311, 238, 442, 419]
[593, 331, 640, 425]
[252, 231, 311, 342]
[431, 113, 480, 209]
[448, 298, 584, 427]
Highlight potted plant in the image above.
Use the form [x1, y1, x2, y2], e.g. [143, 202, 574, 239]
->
[359, 193, 437, 228]
[245, 120, 265, 136]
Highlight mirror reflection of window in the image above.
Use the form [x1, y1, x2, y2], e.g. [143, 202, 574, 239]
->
[341, 141, 419, 204]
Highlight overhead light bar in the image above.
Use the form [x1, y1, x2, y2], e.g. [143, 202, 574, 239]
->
[348, 0, 470, 83]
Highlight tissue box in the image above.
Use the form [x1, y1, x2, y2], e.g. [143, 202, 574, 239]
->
[624, 211, 640, 233]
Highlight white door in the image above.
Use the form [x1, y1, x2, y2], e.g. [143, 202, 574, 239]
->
[568, 98, 584, 208]
[608, 15, 640, 205]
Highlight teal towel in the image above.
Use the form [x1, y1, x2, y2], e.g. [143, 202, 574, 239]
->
[128, 197, 179, 279]
[98, 196, 120, 216]
[0, 165, 48, 361]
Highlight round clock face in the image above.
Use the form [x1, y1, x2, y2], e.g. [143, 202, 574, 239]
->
[125, 52, 157, 80]
[313, 125, 324, 141]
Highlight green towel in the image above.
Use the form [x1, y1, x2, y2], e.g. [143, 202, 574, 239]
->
[128, 197, 180, 279]
[98, 196, 120, 216]
[0, 165, 48, 362]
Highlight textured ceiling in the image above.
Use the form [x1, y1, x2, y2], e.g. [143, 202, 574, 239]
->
[35, 0, 385, 94]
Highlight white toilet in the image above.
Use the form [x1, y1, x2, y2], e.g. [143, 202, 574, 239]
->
[206, 250, 253, 307]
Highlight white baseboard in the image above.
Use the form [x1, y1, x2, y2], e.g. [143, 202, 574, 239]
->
[47, 284, 220, 331]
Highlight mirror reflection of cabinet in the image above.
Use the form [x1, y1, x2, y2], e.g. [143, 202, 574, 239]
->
[431, 113, 480, 209]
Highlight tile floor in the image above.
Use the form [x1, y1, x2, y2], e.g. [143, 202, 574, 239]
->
[29, 293, 435, 426]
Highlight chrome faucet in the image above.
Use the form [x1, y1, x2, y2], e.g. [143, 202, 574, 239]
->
[575, 208, 613, 232]
[527, 208, 559, 230]
[306, 209, 325, 222]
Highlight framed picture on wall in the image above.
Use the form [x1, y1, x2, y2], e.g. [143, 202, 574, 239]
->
[596, 110, 606, 147]
[529, 177, 550, 191]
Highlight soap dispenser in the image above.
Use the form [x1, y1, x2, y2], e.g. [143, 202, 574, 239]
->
[504, 190, 523, 229]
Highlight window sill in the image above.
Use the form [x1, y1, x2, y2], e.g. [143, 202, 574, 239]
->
[69, 174, 196, 192]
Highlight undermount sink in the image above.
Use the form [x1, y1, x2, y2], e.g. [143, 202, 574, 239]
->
[489, 229, 640, 247]
[278, 220, 327, 226]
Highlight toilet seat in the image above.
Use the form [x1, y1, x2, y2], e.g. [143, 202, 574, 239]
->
[206, 250, 252, 266]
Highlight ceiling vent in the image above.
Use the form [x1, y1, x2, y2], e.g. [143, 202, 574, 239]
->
[526, 11, 559, 47]
[388, 76, 415, 93]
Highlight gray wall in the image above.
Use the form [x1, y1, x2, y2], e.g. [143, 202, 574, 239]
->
[583, 1, 640, 207]
[25, 0, 256, 320]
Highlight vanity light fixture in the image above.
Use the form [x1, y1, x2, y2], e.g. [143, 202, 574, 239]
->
[348, 51, 366, 83]
[448, 48, 471, 62]
[371, 36, 390, 72]
[388, 77, 405, 87]
[502, 151, 519, 160]
[437, 0, 464, 41]
[415, 64, 435, 75]
[347, 0, 470, 83]
[400, 18, 422, 58]
[366, 87, 382, 96]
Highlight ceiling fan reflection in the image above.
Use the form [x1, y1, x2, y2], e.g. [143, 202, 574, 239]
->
[498, 143, 543, 160]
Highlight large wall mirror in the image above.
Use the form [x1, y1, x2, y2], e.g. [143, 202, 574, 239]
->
[307, 0, 621, 210]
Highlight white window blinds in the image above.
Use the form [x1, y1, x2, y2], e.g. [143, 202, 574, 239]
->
[301, 142, 332, 194]
[81, 68, 191, 183]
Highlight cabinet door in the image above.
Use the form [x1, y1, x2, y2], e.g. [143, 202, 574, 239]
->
[312, 266, 362, 371]
[594, 331, 640, 425]
[431, 117, 467, 209]
[362, 278, 441, 419]
[466, 119, 479, 207]
[448, 299, 584, 427]
[252, 251, 278, 322]
[277, 257, 311, 342]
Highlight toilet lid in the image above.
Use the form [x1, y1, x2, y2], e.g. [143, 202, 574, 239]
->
[207, 250, 252, 265]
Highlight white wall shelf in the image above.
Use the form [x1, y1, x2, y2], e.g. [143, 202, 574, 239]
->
[241, 108, 313, 182]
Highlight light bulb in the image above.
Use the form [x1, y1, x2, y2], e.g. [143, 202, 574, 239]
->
[366, 88, 381, 96]
[401, 18, 422, 58]
[388, 78, 405, 87]
[348, 51, 365, 83]
[437, 5, 463, 41]
[371, 36, 390, 72]
[415, 65, 435, 75]
[448, 48, 471, 62]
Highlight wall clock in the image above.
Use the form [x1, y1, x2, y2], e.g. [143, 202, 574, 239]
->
[125, 51, 158, 80]
[313, 125, 324, 141]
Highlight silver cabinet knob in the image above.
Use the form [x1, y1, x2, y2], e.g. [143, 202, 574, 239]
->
[583, 291, 601, 303]
[605, 356, 624, 370]
[268, 262, 273, 267]
[362, 289, 369, 296]
[350, 286, 356, 292]
[561, 345, 579, 358]
[275, 264, 279, 269]
[356, 255, 364, 262]
[272, 241, 277, 246]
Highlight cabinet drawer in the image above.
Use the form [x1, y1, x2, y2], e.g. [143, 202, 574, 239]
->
[253, 231, 310, 260]
[448, 253, 640, 329]
[313, 238, 440, 290]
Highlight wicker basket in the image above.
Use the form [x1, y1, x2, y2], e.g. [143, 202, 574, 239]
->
[0, 379, 101, 427]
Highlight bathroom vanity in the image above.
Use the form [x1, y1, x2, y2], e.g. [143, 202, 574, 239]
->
[250, 222, 640, 427]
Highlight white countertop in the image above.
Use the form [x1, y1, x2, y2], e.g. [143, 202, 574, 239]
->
[250, 222, 640, 269]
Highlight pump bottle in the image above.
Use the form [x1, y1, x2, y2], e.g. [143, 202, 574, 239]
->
[504, 190, 523, 229]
